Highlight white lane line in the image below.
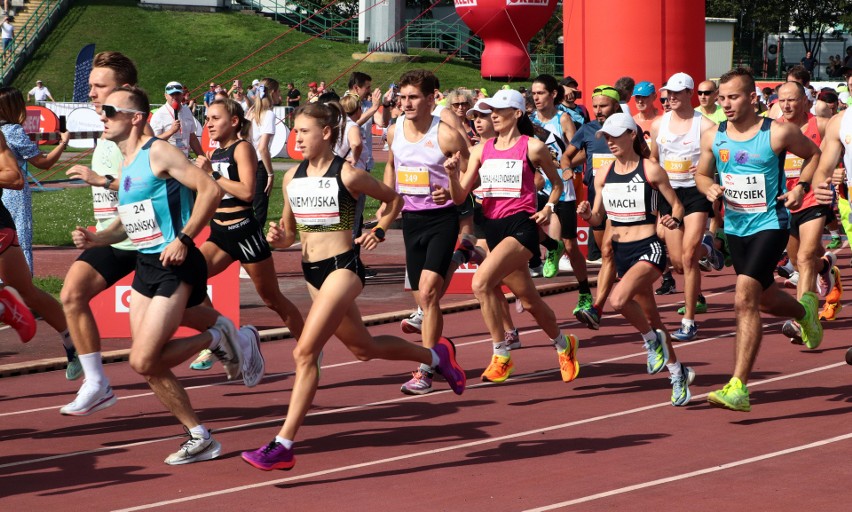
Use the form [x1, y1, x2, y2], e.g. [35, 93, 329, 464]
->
[523, 432, 852, 511]
[0, 291, 735, 419]
[104, 361, 845, 512]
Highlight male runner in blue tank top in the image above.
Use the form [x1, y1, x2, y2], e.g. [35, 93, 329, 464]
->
[695, 68, 827, 412]
[72, 86, 263, 464]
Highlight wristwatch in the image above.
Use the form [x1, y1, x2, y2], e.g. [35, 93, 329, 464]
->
[211, 171, 222, 181]
[103, 175, 116, 188]
[177, 232, 195, 247]
[797, 181, 811, 193]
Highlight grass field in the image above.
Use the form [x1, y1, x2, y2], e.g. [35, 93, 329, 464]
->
[14, 0, 505, 102]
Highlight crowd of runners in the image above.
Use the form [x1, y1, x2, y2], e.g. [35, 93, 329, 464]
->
[1, 50, 850, 472]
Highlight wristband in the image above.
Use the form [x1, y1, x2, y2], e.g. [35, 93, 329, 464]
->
[671, 216, 682, 227]
[178, 232, 195, 247]
[545, 202, 556, 213]
[371, 226, 386, 241]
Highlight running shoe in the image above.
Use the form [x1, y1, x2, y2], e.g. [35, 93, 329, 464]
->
[572, 292, 593, 316]
[364, 266, 379, 279]
[827, 235, 842, 250]
[644, 330, 669, 375]
[242, 441, 296, 471]
[782, 319, 803, 345]
[468, 246, 487, 265]
[505, 329, 521, 350]
[433, 337, 466, 395]
[575, 305, 601, 330]
[820, 300, 841, 321]
[825, 266, 843, 303]
[210, 316, 241, 380]
[698, 257, 712, 272]
[189, 349, 215, 371]
[784, 271, 799, 289]
[708, 377, 750, 412]
[543, 240, 565, 278]
[670, 365, 696, 407]
[65, 346, 83, 381]
[655, 276, 676, 295]
[817, 254, 838, 297]
[60, 381, 117, 416]
[677, 296, 707, 315]
[164, 432, 222, 465]
[400, 369, 433, 395]
[400, 310, 423, 334]
[799, 291, 824, 350]
[0, 286, 36, 342]
[702, 234, 725, 271]
[557, 334, 580, 383]
[240, 326, 265, 388]
[776, 253, 792, 278]
[481, 353, 513, 383]
[671, 322, 698, 342]
[529, 264, 544, 278]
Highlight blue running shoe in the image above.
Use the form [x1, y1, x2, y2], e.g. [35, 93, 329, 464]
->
[671, 322, 698, 341]
[670, 365, 696, 406]
[644, 330, 669, 375]
[702, 234, 724, 271]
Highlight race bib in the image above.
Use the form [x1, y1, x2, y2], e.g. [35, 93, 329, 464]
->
[602, 182, 646, 223]
[287, 176, 340, 226]
[477, 158, 522, 198]
[92, 186, 119, 220]
[784, 153, 804, 179]
[117, 199, 164, 249]
[722, 172, 767, 214]
[397, 165, 430, 196]
[592, 153, 615, 177]
[663, 157, 695, 181]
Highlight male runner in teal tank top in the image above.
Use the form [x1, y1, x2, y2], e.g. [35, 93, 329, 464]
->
[695, 68, 828, 412]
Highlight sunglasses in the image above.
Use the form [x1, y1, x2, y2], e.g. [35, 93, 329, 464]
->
[451, 102, 470, 108]
[593, 86, 617, 94]
[102, 104, 144, 118]
[697, 90, 715, 96]
[660, 97, 670, 103]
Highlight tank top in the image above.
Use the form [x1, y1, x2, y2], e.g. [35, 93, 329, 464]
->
[478, 135, 537, 219]
[656, 110, 702, 188]
[117, 138, 193, 254]
[211, 140, 253, 209]
[91, 138, 135, 251]
[287, 156, 356, 232]
[777, 115, 820, 213]
[532, 110, 576, 202]
[712, 118, 788, 236]
[600, 158, 657, 227]
[391, 116, 448, 212]
[838, 108, 852, 187]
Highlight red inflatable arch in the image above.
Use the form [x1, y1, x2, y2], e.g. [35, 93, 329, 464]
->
[563, 0, 706, 105]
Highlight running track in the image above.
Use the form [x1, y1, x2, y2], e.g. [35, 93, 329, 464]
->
[2, 258, 851, 511]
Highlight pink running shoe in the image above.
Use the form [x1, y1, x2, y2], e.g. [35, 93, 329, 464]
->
[0, 287, 36, 342]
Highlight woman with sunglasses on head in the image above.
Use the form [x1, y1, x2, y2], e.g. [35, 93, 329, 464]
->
[240, 101, 466, 471]
[577, 113, 695, 406]
[187, 99, 305, 372]
[447, 89, 580, 385]
[248, 78, 281, 229]
[0, 86, 80, 374]
[446, 89, 476, 142]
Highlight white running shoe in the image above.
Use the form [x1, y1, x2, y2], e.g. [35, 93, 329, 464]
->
[60, 381, 117, 416]
[164, 432, 222, 465]
[401, 310, 423, 334]
[211, 316, 241, 380]
[240, 326, 265, 388]
[817, 253, 838, 297]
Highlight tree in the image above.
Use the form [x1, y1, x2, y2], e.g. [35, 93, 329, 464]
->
[786, 0, 851, 55]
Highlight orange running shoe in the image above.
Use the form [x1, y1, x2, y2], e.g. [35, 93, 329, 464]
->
[825, 267, 843, 303]
[481, 354, 514, 383]
[557, 334, 580, 382]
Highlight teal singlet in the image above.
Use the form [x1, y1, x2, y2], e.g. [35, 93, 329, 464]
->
[712, 118, 788, 236]
[117, 138, 193, 254]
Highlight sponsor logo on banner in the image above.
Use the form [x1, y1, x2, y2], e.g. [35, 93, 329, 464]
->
[115, 285, 214, 313]
[506, 0, 550, 6]
[454, 0, 476, 6]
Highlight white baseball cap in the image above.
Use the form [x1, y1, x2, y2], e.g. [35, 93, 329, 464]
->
[662, 72, 695, 92]
[466, 100, 492, 119]
[595, 113, 638, 138]
[480, 89, 525, 111]
[252, 79, 260, 86]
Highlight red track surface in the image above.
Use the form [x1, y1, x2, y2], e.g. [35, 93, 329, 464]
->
[2, 252, 852, 511]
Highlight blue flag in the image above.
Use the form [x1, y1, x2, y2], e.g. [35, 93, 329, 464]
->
[72, 44, 96, 102]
